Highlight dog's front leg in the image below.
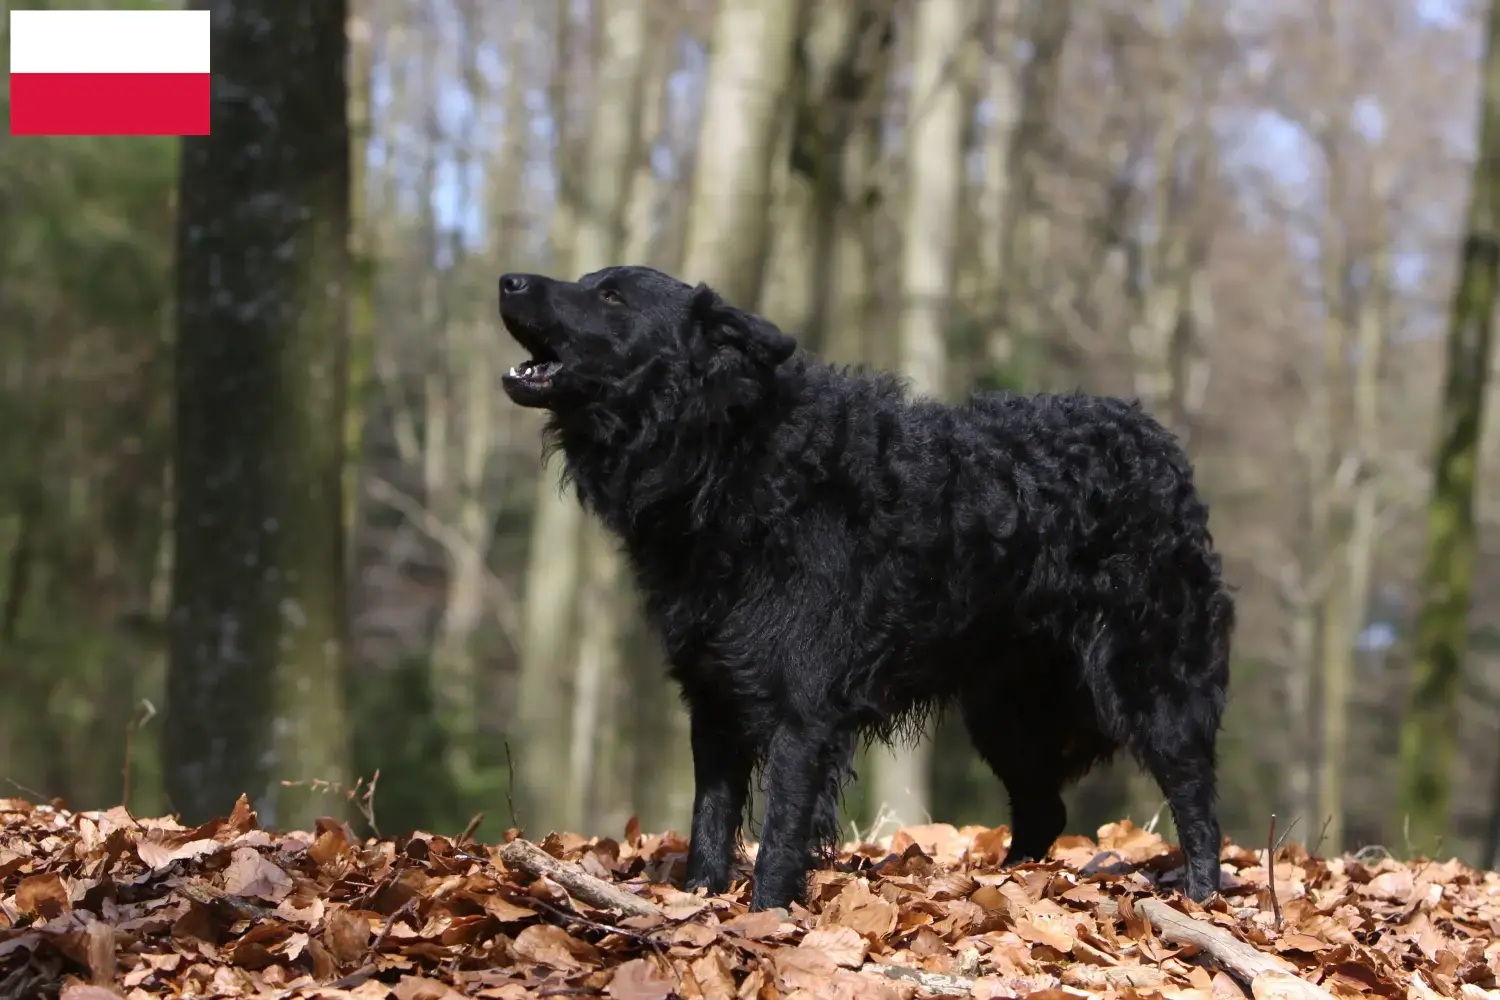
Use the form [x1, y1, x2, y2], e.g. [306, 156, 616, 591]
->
[750, 721, 830, 911]
[683, 706, 753, 895]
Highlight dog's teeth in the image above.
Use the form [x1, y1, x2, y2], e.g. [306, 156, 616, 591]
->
[508, 366, 518, 377]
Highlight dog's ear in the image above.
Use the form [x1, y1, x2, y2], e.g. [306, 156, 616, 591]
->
[690, 284, 797, 366]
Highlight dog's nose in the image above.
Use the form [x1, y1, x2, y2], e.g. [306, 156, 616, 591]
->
[500, 274, 529, 296]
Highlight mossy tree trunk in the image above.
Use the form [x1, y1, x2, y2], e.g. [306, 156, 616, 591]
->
[1394, 0, 1500, 856]
[166, 0, 352, 829]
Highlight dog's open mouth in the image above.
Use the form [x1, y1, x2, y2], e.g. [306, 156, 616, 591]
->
[506, 357, 563, 389]
[499, 305, 565, 405]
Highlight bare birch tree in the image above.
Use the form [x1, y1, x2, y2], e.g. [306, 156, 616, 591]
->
[514, 1, 592, 833]
[680, 0, 805, 306]
[671, 0, 803, 836]
[872, 0, 970, 828]
[564, 0, 653, 835]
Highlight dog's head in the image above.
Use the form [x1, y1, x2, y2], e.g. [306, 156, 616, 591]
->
[498, 265, 797, 411]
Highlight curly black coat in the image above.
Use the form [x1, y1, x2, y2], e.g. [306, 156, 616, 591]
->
[498, 265, 1234, 912]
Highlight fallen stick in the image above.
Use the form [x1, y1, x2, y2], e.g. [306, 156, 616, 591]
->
[1135, 899, 1334, 1000]
[860, 962, 975, 996]
[499, 838, 662, 919]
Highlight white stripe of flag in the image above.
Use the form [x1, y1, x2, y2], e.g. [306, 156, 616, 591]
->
[10, 9, 210, 74]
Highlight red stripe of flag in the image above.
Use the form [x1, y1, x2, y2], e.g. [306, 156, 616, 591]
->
[10, 73, 210, 136]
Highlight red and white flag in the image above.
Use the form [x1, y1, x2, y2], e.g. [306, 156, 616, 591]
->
[10, 9, 210, 136]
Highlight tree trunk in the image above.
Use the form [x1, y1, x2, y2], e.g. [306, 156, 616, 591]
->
[166, 0, 351, 829]
[873, 0, 969, 828]
[619, 12, 694, 835]
[824, 8, 893, 368]
[621, 35, 669, 268]
[996, 0, 1072, 387]
[680, 0, 805, 307]
[1317, 165, 1391, 854]
[764, 0, 895, 349]
[514, 0, 591, 837]
[518, 0, 653, 836]
[1395, 0, 1500, 854]
[1285, 590, 1318, 828]
[515, 494, 584, 834]
[345, 1, 373, 574]
[668, 0, 802, 839]
[760, 86, 815, 335]
[976, 10, 1018, 371]
[569, 0, 653, 836]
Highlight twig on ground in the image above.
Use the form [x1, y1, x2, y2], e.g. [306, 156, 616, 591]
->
[121, 698, 156, 807]
[530, 896, 665, 949]
[1142, 800, 1168, 835]
[457, 811, 484, 846]
[531, 891, 684, 992]
[503, 740, 521, 833]
[176, 881, 280, 922]
[2, 777, 52, 805]
[1309, 814, 1334, 857]
[322, 964, 377, 991]
[355, 770, 381, 838]
[1353, 844, 1393, 865]
[374, 896, 419, 952]
[1136, 898, 1334, 1000]
[861, 962, 975, 995]
[1267, 813, 1283, 931]
[499, 838, 662, 919]
[277, 772, 381, 838]
[1273, 814, 1301, 854]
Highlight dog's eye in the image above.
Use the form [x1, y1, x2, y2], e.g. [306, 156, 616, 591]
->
[600, 289, 622, 305]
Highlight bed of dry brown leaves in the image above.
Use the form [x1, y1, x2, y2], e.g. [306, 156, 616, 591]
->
[2, 794, 1499, 1000]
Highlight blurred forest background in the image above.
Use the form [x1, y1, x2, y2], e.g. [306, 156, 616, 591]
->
[2, 0, 1500, 872]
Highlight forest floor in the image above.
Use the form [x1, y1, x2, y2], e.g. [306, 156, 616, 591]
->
[0, 796, 1496, 999]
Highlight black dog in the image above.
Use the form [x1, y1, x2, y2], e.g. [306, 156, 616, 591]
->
[498, 265, 1234, 911]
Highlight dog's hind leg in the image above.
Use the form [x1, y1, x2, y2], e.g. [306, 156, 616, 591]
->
[1136, 734, 1221, 901]
[684, 704, 755, 896]
[750, 720, 845, 911]
[961, 669, 1117, 866]
[810, 730, 858, 862]
[1115, 605, 1229, 902]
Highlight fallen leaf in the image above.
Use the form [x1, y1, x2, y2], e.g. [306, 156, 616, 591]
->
[323, 908, 373, 966]
[690, 948, 740, 997]
[391, 974, 465, 1000]
[221, 846, 292, 901]
[801, 925, 868, 968]
[225, 795, 258, 835]
[824, 879, 898, 940]
[86, 918, 116, 984]
[722, 909, 787, 940]
[607, 957, 675, 1000]
[16, 872, 70, 919]
[773, 945, 838, 992]
[512, 923, 600, 971]
[1364, 870, 1416, 902]
[136, 837, 221, 870]
[482, 895, 538, 922]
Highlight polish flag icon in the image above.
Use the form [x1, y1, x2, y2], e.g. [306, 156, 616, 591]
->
[9, 9, 210, 136]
